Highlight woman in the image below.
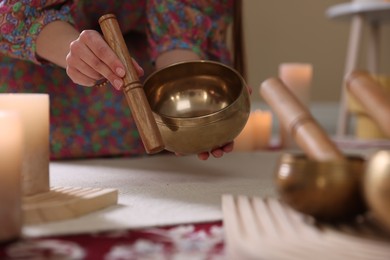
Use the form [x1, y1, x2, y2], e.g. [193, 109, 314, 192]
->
[0, 0, 240, 160]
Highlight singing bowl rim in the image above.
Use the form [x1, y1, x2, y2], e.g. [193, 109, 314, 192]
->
[143, 60, 249, 125]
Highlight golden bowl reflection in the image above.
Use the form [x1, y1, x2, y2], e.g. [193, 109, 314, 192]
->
[143, 60, 250, 154]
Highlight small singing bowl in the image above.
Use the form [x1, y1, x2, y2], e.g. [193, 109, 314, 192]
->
[275, 153, 367, 221]
[143, 60, 250, 154]
[364, 150, 390, 232]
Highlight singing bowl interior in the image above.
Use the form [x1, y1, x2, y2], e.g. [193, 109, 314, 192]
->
[143, 60, 250, 154]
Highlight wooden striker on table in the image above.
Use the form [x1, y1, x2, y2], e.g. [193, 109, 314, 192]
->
[260, 78, 344, 161]
[99, 14, 164, 154]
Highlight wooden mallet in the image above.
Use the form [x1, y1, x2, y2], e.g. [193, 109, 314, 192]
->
[99, 14, 164, 154]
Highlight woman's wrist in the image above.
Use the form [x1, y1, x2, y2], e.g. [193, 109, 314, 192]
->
[155, 49, 200, 69]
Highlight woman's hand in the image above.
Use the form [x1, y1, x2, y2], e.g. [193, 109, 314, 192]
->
[66, 30, 144, 89]
[197, 142, 235, 160]
[174, 142, 234, 160]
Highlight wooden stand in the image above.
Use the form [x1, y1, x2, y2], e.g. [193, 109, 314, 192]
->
[326, 2, 390, 137]
[23, 187, 118, 225]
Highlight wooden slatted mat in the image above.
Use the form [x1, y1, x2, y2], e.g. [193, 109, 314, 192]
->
[222, 195, 390, 260]
[23, 187, 118, 225]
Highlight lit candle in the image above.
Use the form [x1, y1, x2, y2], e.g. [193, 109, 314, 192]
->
[234, 110, 272, 151]
[279, 63, 313, 148]
[234, 113, 256, 151]
[0, 94, 49, 196]
[0, 111, 23, 242]
[279, 63, 313, 106]
[252, 110, 272, 150]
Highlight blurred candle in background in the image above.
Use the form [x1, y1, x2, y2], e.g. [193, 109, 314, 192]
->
[279, 63, 313, 148]
[0, 111, 23, 242]
[279, 63, 313, 106]
[252, 110, 272, 149]
[234, 110, 272, 151]
[234, 113, 256, 151]
[0, 94, 50, 196]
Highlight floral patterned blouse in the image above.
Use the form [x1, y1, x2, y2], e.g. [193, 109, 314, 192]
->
[0, 0, 234, 159]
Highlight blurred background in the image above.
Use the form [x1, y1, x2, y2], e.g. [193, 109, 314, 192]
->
[242, 0, 390, 103]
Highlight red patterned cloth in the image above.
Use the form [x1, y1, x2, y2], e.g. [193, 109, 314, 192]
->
[0, 221, 225, 259]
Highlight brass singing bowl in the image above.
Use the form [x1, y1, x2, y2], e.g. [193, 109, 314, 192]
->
[364, 150, 390, 232]
[143, 60, 250, 154]
[275, 153, 366, 221]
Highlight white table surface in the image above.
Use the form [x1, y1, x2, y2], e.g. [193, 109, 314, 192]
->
[23, 151, 281, 238]
[326, 2, 390, 22]
[23, 145, 377, 238]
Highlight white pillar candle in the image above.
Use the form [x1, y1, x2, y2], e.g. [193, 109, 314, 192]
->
[279, 63, 313, 106]
[0, 111, 23, 242]
[252, 110, 272, 150]
[0, 94, 49, 196]
[234, 113, 256, 151]
[278, 63, 313, 148]
[234, 110, 272, 151]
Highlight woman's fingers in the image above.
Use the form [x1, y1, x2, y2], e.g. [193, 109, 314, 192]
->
[195, 141, 235, 160]
[131, 58, 145, 77]
[66, 30, 146, 89]
[197, 152, 210, 160]
[66, 66, 97, 87]
[221, 142, 234, 153]
[247, 85, 253, 95]
[66, 47, 103, 87]
[81, 30, 125, 88]
[67, 30, 123, 89]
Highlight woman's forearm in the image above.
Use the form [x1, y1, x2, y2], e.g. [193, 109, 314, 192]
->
[36, 21, 80, 68]
[37, 23, 200, 71]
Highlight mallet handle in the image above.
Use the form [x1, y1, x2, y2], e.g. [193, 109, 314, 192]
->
[99, 14, 164, 154]
[260, 78, 344, 161]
